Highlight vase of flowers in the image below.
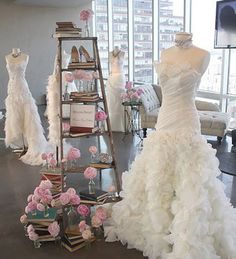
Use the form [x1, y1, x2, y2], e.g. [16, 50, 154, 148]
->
[80, 9, 94, 37]
[95, 110, 107, 133]
[121, 81, 144, 104]
[89, 146, 98, 163]
[84, 167, 97, 194]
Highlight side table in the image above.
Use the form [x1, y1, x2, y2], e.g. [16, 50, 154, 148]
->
[122, 101, 142, 140]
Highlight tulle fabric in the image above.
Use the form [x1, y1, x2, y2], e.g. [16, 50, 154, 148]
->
[4, 57, 47, 165]
[104, 62, 236, 259]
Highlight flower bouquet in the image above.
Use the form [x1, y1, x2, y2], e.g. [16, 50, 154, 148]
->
[80, 9, 94, 37]
[121, 81, 144, 105]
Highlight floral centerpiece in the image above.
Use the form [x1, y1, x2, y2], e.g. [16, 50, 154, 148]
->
[121, 81, 144, 104]
[95, 110, 107, 133]
[80, 9, 94, 37]
[84, 167, 97, 194]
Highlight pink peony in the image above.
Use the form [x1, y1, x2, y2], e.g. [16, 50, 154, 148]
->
[41, 194, 53, 204]
[48, 221, 60, 237]
[66, 188, 76, 196]
[32, 195, 40, 203]
[78, 220, 87, 232]
[95, 206, 107, 221]
[20, 214, 27, 224]
[70, 194, 81, 205]
[64, 72, 74, 83]
[41, 153, 48, 160]
[80, 9, 94, 21]
[39, 180, 53, 190]
[95, 111, 107, 121]
[84, 167, 97, 179]
[89, 146, 97, 154]
[137, 88, 144, 96]
[77, 204, 90, 217]
[91, 215, 102, 228]
[28, 231, 39, 241]
[37, 203, 45, 211]
[59, 192, 71, 205]
[27, 194, 33, 202]
[125, 81, 133, 90]
[82, 229, 92, 240]
[67, 147, 81, 161]
[49, 158, 57, 168]
[131, 92, 139, 101]
[27, 224, 35, 234]
[27, 201, 37, 212]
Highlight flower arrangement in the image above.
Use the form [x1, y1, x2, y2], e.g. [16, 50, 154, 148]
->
[80, 9, 94, 37]
[89, 146, 98, 163]
[84, 167, 97, 194]
[41, 152, 57, 170]
[95, 111, 107, 121]
[77, 204, 90, 218]
[66, 147, 81, 169]
[121, 81, 144, 103]
[59, 188, 80, 206]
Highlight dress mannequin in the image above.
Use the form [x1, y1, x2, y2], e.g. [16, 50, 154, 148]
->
[159, 32, 210, 75]
[5, 49, 47, 165]
[106, 47, 126, 132]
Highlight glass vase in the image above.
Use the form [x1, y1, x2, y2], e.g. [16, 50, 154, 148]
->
[84, 21, 90, 37]
[98, 120, 105, 133]
[64, 85, 70, 101]
[90, 153, 98, 163]
[88, 179, 95, 194]
[66, 206, 78, 231]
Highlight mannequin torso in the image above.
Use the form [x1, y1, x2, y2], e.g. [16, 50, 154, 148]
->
[109, 47, 125, 74]
[161, 32, 210, 75]
[5, 49, 29, 64]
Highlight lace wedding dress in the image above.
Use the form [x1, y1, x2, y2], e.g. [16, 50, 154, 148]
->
[104, 61, 236, 259]
[106, 51, 126, 132]
[5, 54, 47, 165]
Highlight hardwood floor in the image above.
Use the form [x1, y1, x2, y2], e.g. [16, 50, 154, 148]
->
[0, 105, 235, 259]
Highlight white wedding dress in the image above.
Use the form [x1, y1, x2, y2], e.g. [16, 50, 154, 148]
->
[106, 51, 126, 132]
[5, 54, 47, 165]
[104, 61, 236, 259]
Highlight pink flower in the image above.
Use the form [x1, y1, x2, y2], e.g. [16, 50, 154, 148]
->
[20, 214, 27, 224]
[49, 158, 57, 168]
[137, 88, 144, 96]
[27, 224, 35, 234]
[125, 81, 133, 90]
[41, 153, 48, 160]
[28, 231, 39, 241]
[62, 122, 70, 132]
[70, 194, 81, 205]
[73, 69, 87, 80]
[27, 201, 37, 212]
[82, 229, 92, 240]
[67, 147, 81, 161]
[91, 215, 102, 228]
[48, 152, 54, 158]
[27, 194, 33, 202]
[59, 192, 71, 205]
[131, 92, 139, 101]
[77, 204, 90, 217]
[95, 206, 107, 221]
[80, 9, 94, 21]
[66, 188, 76, 195]
[48, 221, 60, 237]
[89, 146, 97, 154]
[95, 111, 107, 121]
[39, 180, 53, 190]
[78, 220, 87, 232]
[64, 72, 74, 83]
[37, 203, 45, 211]
[84, 167, 97, 179]
[41, 194, 53, 204]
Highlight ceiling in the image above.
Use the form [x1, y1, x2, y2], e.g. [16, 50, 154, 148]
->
[13, 0, 92, 8]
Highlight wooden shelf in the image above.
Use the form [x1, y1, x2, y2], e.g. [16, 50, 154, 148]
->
[64, 163, 113, 173]
[62, 98, 104, 104]
[55, 35, 97, 41]
[62, 67, 97, 71]
[62, 131, 108, 139]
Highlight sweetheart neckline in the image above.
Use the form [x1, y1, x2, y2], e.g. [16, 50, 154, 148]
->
[154, 61, 201, 76]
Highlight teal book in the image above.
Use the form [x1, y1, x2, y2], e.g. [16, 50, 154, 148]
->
[27, 207, 58, 222]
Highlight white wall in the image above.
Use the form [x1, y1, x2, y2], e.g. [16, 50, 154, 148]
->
[0, 0, 92, 109]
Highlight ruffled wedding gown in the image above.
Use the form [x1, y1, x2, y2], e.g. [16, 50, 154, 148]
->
[104, 62, 236, 259]
[106, 52, 126, 132]
[5, 55, 47, 165]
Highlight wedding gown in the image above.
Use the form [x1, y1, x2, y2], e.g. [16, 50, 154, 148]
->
[104, 61, 236, 259]
[5, 54, 47, 165]
[106, 51, 126, 132]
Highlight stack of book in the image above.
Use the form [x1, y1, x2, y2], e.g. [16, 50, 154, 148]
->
[26, 208, 59, 242]
[70, 92, 100, 102]
[79, 188, 109, 205]
[54, 22, 82, 37]
[41, 170, 66, 207]
[62, 228, 95, 252]
[68, 61, 96, 69]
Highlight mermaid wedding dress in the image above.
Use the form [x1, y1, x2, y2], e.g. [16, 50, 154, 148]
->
[104, 60, 236, 258]
[5, 53, 47, 165]
[106, 49, 126, 132]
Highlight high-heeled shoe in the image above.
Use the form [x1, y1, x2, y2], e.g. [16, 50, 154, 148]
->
[79, 45, 94, 63]
[71, 46, 79, 63]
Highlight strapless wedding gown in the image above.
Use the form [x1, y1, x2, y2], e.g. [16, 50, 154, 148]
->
[5, 56, 47, 165]
[107, 54, 126, 132]
[104, 62, 236, 259]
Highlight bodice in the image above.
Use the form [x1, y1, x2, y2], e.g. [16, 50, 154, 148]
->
[110, 53, 124, 74]
[155, 62, 202, 132]
[6, 57, 28, 80]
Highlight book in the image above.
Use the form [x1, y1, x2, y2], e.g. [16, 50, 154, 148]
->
[56, 28, 81, 32]
[61, 238, 86, 252]
[89, 162, 113, 169]
[70, 92, 98, 97]
[27, 207, 57, 223]
[70, 126, 98, 134]
[80, 198, 108, 205]
[53, 33, 82, 38]
[79, 188, 108, 202]
[56, 22, 77, 28]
